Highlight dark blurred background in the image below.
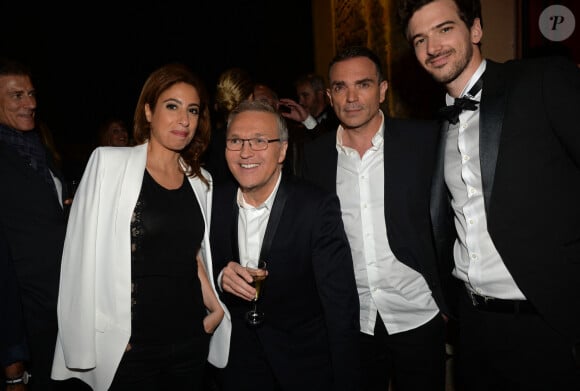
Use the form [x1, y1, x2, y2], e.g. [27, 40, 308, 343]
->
[0, 0, 314, 178]
[3, 0, 579, 180]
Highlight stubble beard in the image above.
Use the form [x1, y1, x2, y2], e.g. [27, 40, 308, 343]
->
[428, 44, 473, 86]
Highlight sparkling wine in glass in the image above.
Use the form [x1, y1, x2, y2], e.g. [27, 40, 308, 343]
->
[245, 260, 267, 326]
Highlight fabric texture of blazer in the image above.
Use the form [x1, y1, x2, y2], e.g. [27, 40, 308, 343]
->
[430, 56, 580, 341]
[51, 143, 231, 391]
[210, 175, 360, 390]
[302, 116, 453, 316]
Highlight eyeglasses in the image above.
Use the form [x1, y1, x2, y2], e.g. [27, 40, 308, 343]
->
[226, 137, 281, 151]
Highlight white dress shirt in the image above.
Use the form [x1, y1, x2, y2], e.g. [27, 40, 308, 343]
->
[237, 173, 281, 268]
[445, 60, 525, 300]
[336, 111, 439, 335]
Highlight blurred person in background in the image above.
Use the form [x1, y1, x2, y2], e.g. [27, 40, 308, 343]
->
[97, 117, 130, 147]
[204, 67, 254, 185]
[279, 72, 339, 138]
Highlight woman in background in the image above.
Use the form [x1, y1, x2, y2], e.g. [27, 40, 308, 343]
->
[51, 62, 231, 391]
[97, 117, 131, 147]
[203, 67, 254, 185]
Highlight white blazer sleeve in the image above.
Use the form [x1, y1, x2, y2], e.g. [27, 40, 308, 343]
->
[57, 148, 104, 369]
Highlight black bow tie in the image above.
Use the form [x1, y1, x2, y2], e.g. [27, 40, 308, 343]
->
[438, 75, 483, 125]
[438, 97, 479, 125]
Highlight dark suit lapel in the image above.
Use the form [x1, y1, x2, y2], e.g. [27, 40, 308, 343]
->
[325, 136, 339, 194]
[383, 118, 394, 224]
[230, 195, 240, 261]
[479, 60, 507, 215]
[259, 176, 288, 261]
[312, 133, 339, 194]
[47, 157, 68, 209]
[430, 122, 450, 240]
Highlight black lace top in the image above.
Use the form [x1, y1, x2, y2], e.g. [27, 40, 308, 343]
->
[129, 170, 206, 344]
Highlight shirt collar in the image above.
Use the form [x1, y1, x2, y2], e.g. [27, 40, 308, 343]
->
[336, 110, 385, 153]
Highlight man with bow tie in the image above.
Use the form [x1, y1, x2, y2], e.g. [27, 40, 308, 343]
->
[398, 0, 580, 390]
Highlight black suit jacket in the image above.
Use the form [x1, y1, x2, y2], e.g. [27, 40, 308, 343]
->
[211, 175, 360, 390]
[312, 104, 340, 138]
[0, 141, 68, 370]
[285, 105, 341, 178]
[302, 116, 453, 316]
[430, 57, 580, 340]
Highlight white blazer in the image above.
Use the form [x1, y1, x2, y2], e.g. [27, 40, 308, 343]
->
[51, 143, 231, 391]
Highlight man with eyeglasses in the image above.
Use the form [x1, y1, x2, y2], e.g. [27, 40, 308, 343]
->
[209, 99, 360, 391]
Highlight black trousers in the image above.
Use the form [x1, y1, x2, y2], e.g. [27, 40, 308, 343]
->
[20, 320, 59, 390]
[216, 317, 333, 391]
[358, 312, 446, 391]
[109, 334, 210, 391]
[456, 290, 580, 391]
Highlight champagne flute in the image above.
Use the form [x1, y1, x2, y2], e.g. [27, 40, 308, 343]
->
[245, 260, 267, 326]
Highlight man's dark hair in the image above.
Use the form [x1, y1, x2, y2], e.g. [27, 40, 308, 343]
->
[294, 73, 326, 93]
[328, 46, 385, 83]
[397, 0, 483, 39]
[0, 57, 32, 78]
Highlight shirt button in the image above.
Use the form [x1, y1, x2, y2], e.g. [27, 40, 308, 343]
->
[470, 253, 478, 260]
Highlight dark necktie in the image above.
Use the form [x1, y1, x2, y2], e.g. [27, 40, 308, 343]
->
[438, 76, 483, 125]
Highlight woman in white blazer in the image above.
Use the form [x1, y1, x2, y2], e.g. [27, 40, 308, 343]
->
[51, 63, 231, 391]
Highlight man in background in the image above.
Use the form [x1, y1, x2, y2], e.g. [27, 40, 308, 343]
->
[253, 82, 309, 177]
[0, 58, 70, 390]
[280, 72, 339, 137]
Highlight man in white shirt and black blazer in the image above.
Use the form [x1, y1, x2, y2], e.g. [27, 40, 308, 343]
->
[302, 46, 452, 391]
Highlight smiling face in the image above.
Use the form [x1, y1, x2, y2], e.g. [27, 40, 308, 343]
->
[407, 0, 483, 96]
[0, 74, 36, 131]
[145, 82, 200, 153]
[225, 109, 287, 206]
[327, 56, 387, 133]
